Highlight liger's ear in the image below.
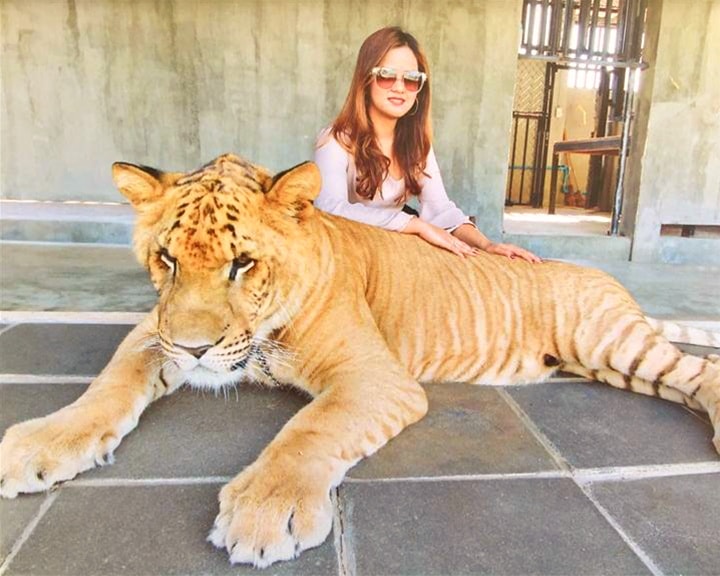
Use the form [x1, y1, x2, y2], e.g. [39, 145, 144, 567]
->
[111, 162, 166, 208]
[265, 161, 321, 220]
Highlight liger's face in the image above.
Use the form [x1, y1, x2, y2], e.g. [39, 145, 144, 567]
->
[368, 46, 420, 121]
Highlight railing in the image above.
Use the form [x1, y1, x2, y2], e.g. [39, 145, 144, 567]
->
[506, 111, 570, 206]
[506, 112, 542, 206]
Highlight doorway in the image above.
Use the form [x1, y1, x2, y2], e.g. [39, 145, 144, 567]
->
[504, 0, 647, 237]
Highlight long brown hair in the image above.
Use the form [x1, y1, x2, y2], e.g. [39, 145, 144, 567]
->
[331, 27, 432, 200]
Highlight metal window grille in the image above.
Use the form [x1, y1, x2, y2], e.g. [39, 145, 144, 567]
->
[519, 0, 647, 68]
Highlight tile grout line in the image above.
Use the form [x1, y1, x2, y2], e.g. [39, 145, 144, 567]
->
[495, 388, 572, 472]
[32, 462, 719, 489]
[0, 324, 18, 337]
[0, 490, 59, 576]
[346, 471, 569, 483]
[573, 462, 720, 484]
[0, 375, 95, 385]
[68, 476, 233, 487]
[576, 482, 665, 576]
[495, 388, 666, 576]
[331, 487, 355, 576]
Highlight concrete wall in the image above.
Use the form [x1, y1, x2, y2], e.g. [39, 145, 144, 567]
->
[624, 0, 720, 262]
[1, 0, 522, 240]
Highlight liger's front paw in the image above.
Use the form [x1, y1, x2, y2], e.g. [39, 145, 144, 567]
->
[208, 462, 334, 568]
[0, 410, 123, 498]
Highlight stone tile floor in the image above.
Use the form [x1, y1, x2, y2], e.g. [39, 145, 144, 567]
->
[0, 242, 719, 575]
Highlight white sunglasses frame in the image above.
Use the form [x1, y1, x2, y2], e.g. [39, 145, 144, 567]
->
[370, 66, 427, 93]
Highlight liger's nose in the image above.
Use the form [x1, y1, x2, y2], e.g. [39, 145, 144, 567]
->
[176, 343, 213, 359]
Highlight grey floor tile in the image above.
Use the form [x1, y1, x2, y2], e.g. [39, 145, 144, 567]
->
[0, 383, 307, 481]
[85, 385, 309, 479]
[1, 383, 86, 435]
[1, 383, 86, 561]
[0, 324, 133, 375]
[0, 493, 48, 563]
[5, 485, 337, 576]
[341, 479, 650, 575]
[590, 473, 720, 575]
[508, 382, 716, 468]
[350, 383, 557, 479]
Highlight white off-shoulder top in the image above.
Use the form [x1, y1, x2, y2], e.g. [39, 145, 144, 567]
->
[313, 131, 471, 232]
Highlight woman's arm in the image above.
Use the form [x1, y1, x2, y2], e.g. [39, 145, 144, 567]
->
[418, 148, 542, 263]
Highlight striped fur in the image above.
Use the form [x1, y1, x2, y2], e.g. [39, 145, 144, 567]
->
[646, 317, 720, 347]
[1, 156, 718, 569]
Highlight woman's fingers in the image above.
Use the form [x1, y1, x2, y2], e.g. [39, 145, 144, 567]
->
[486, 243, 543, 263]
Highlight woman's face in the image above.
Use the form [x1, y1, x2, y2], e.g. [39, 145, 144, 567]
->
[368, 46, 420, 122]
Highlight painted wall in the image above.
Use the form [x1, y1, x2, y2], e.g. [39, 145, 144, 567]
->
[624, 0, 720, 261]
[0, 0, 522, 239]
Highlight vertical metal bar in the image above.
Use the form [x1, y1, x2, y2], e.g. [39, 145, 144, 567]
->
[630, 0, 647, 61]
[624, 0, 638, 61]
[602, 0, 614, 57]
[521, 0, 531, 50]
[611, 67, 635, 235]
[519, 117, 531, 205]
[562, 0, 574, 54]
[507, 115, 520, 204]
[587, 68, 610, 206]
[549, 0, 564, 54]
[549, 150, 560, 214]
[616, 0, 628, 59]
[577, 0, 591, 55]
[530, 0, 542, 50]
[539, 0, 551, 52]
[531, 63, 556, 208]
[588, 0, 602, 56]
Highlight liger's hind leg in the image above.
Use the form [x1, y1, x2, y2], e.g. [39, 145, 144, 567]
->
[573, 318, 720, 453]
[562, 363, 704, 412]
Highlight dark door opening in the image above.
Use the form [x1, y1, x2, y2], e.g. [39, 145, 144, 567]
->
[505, 0, 647, 237]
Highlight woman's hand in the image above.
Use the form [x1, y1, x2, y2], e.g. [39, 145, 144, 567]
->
[451, 224, 542, 263]
[403, 218, 476, 257]
[485, 242, 542, 263]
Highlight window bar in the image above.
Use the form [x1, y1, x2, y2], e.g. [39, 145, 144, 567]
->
[527, 1, 537, 50]
[616, 0, 628, 60]
[521, 0, 531, 50]
[533, 0, 545, 50]
[549, 0, 565, 55]
[624, 0, 638, 60]
[588, 0, 602, 57]
[611, 66, 635, 235]
[507, 115, 520, 203]
[539, 0, 551, 53]
[602, 0, 614, 58]
[577, 0, 591, 56]
[519, 117, 532, 205]
[561, 0, 575, 54]
[630, 0, 647, 61]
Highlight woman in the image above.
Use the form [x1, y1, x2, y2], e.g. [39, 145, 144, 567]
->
[314, 26, 540, 262]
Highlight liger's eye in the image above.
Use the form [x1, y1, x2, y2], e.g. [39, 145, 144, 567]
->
[158, 248, 177, 275]
[229, 255, 255, 281]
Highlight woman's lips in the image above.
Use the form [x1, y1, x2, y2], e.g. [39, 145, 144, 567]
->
[388, 97, 405, 106]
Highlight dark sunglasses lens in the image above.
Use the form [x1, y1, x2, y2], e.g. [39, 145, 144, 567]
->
[403, 76, 421, 92]
[376, 74, 396, 89]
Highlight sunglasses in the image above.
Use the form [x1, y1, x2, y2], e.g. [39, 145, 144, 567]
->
[371, 66, 427, 93]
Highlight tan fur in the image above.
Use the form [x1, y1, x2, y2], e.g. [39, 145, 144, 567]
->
[1, 154, 718, 568]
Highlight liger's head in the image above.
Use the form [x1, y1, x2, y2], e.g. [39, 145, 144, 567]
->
[112, 154, 321, 389]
